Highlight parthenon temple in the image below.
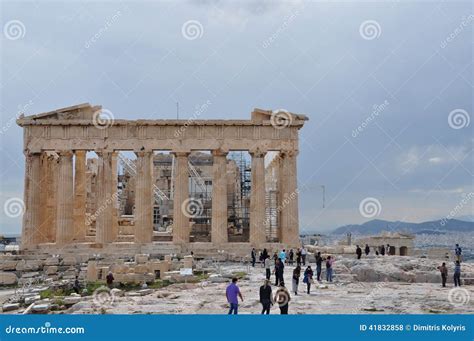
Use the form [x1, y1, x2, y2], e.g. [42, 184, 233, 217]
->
[16, 103, 308, 255]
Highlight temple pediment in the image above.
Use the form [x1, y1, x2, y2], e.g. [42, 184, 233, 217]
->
[18, 103, 100, 121]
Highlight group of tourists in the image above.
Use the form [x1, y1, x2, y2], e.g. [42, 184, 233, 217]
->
[437, 244, 464, 288]
[227, 248, 336, 314]
[355, 244, 394, 258]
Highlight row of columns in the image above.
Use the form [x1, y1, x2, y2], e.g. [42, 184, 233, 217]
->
[21, 149, 299, 249]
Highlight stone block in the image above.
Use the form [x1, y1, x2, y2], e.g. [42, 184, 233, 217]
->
[31, 303, 51, 313]
[45, 266, 58, 275]
[45, 257, 59, 266]
[135, 254, 149, 264]
[61, 256, 77, 266]
[0, 272, 18, 285]
[0, 260, 18, 271]
[24, 295, 41, 305]
[2, 303, 20, 312]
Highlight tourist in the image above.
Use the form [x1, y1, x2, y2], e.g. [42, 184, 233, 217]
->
[289, 249, 294, 265]
[296, 248, 302, 267]
[380, 245, 385, 256]
[262, 248, 269, 264]
[272, 252, 278, 262]
[326, 256, 334, 282]
[453, 261, 461, 287]
[315, 252, 323, 281]
[73, 275, 81, 294]
[106, 271, 114, 288]
[303, 266, 314, 294]
[301, 247, 307, 266]
[264, 255, 272, 280]
[274, 258, 285, 286]
[259, 279, 273, 314]
[356, 245, 362, 260]
[226, 277, 243, 314]
[251, 248, 256, 267]
[437, 262, 448, 287]
[455, 244, 462, 262]
[387, 244, 391, 255]
[279, 249, 287, 264]
[274, 284, 291, 314]
[364, 244, 370, 256]
[292, 265, 301, 295]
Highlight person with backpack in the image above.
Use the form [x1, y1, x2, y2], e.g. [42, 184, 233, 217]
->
[326, 256, 334, 282]
[274, 284, 291, 314]
[296, 248, 302, 267]
[292, 265, 301, 295]
[303, 266, 314, 294]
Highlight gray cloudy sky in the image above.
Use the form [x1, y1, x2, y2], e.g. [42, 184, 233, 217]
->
[1, 0, 472, 236]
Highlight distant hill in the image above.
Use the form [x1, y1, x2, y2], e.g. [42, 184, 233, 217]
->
[331, 219, 474, 235]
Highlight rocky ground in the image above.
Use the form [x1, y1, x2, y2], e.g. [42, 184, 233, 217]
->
[1, 255, 472, 314]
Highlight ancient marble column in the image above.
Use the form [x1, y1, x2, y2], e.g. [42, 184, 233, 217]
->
[249, 149, 266, 246]
[279, 150, 300, 247]
[134, 151, 154, 243]
[172, 152, 190, 244]
[55, 151, 74, 245]
[95, 151, 118, 245]
[21, 151, 42, 249]
[73, 150, 87, 241]
[211, 149, 228, 244]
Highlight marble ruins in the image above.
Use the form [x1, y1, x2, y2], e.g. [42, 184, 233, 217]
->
[16, 103, 308, 255]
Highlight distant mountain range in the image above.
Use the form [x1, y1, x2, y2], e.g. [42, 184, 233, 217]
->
[331, 219, 474, 235]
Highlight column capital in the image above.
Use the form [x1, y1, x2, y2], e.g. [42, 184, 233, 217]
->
[212, 148, 228, 157]
[57, 150, 74, 157]
[134, 150, 154, 158]
[172, 151, 190, 158]
[23, 150, 42, 157]
[249, 147, 267, 158]
[280, 149, 299, 157]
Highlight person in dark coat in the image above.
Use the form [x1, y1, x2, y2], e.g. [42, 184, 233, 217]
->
[251, 248, 256, 267]
[380, 245, 385, 256]
[315, 252, 323, 281]
[259, 279, 273, 314]
[261, 248, 269, 267]
[356, 245, 362, 259]
[303, 266, 314, 294]
[364, 244, 370, 256]
[296, 248, 302, 267]
[288, 249, 294, 265]
[273, 258, 285, 286]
